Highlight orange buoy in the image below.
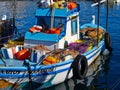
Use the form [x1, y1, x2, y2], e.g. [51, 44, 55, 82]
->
[67, 2, 77, 10]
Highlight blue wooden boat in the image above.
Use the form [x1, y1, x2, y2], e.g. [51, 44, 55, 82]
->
[0, 1, 112, 89]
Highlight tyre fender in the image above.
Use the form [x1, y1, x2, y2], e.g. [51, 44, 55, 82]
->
[104, 32, 113, 52]
[72, 55, 88, 79]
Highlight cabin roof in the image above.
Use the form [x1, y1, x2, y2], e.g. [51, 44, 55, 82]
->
[35, 8, 67, 17]
[25, 32, 59, 42]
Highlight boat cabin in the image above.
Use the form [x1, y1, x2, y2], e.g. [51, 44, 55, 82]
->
[24, 5, 80, 50]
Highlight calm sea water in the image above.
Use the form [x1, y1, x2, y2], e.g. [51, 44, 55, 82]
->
[0, 0, 120, 90]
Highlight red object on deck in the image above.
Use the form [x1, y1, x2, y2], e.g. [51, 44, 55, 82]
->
[15, 49, 30, 60]
[45, 28, 60, 35]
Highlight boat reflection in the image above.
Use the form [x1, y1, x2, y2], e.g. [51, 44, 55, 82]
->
[42, 54, 111, 90]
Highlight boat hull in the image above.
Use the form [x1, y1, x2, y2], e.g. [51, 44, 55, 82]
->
[0, 40, 104, 89]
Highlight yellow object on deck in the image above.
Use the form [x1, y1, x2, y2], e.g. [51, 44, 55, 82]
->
[43, 56, 59, 65]
[8, 40, 24, 45]
[52, 1, 64, 9]
[75, 40, 83, 43]
[87, 45, 93, 51]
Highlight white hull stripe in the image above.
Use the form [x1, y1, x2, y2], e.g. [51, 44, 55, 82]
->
[86, 45, 103, 60]
[83, 40, 104, 56]
[0, 67, 71, 78]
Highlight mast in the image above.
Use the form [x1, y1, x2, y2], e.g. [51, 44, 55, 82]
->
[50, 0, 55, 29]
[97, 0, 100, 46]
[12, 0, 16, 34]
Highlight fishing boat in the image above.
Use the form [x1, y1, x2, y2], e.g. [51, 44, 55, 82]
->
[0, 15, 16, 46]
[0, 0, 112, 89]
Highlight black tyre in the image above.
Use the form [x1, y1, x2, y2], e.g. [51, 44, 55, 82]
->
[72, 55, 88, 80]
[104, 32, 113, 52]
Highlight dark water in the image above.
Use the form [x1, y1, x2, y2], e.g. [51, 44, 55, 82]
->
[0, 0, 120, 90]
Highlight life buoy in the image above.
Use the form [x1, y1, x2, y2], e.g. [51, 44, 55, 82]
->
[72, 55, 88, 79]
[104, 32, 113, 52]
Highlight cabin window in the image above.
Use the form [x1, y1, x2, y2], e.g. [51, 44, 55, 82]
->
[54, 17, 65, 28]
[37, 17, 51, 30]
[37, 17, 65, 31]
[53, 17, 65, 32]
[71, 19, 77, 35]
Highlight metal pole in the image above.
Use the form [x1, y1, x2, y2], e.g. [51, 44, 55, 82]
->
[97, 0, 100, 46]
[12, 0, 16, 33]
[106, 0, 108, 31]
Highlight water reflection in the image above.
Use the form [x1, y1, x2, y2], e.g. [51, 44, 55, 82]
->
[42, 54, 111, 90]
[0, 1, 37, 33]
[105, 0, 116, 8]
